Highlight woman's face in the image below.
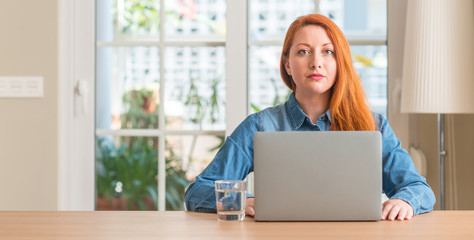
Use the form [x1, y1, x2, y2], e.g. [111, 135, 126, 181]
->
[284, 25, 337, 97]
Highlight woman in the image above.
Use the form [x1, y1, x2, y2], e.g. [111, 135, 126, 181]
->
[184, 14, 435, 221]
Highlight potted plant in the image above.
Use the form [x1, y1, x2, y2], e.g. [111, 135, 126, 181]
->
[96, 88, 189, 210]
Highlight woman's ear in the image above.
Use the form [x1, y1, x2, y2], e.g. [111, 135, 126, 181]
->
[284, 59, 291, 76]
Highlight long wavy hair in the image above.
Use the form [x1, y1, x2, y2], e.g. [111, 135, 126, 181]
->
[280, 14, 376, 131]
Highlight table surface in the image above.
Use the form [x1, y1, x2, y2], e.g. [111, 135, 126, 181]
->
[0, 211, 473, 240]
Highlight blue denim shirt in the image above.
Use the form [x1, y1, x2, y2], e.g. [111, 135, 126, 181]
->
[185, 93, 436, 215]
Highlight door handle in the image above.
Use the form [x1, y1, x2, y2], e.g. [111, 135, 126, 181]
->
[74, 80, 88, 116]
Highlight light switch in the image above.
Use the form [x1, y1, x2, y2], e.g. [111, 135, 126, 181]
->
[0, 76, 44, 98]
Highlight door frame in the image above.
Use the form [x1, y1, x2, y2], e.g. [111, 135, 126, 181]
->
[57, 0, 95, 210]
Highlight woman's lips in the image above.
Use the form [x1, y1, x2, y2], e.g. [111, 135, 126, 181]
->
[307, 73, 325, 80]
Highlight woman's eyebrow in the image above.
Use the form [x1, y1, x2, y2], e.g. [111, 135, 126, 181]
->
[295, 43, 311, 47]
[295, 42, 333, 47]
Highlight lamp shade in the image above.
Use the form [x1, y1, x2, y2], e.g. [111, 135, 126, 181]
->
[401, 0, 474, 113]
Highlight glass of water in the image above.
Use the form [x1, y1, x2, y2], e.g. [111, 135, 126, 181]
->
[215, 180, 247, 221]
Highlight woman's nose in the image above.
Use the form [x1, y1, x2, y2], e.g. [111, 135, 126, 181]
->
[310, 56, 322, 69]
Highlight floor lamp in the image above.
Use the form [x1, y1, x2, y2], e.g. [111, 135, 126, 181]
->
[400, 0, 474, 210]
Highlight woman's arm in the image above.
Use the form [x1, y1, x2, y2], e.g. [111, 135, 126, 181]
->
[184, 115, 258, 212]
[184, 136, 254, 212]
[378, 115, 436, 217]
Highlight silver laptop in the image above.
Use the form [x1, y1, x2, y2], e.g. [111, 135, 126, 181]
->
[253, 131, 382, 221]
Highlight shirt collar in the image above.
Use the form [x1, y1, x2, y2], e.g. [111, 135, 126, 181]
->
[285, 92, 332, 129]
[324, 109, 332, 123]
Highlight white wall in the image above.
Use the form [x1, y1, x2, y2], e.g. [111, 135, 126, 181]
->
[0, 0, 58, 210]
[387, 0, 411, 150]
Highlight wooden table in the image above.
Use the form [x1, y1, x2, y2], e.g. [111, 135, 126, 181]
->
[0, 211, 473, 239]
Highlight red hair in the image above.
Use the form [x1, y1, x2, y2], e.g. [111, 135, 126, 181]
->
[280, 14, 376, 131]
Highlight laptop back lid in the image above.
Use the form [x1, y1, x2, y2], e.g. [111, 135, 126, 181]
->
[254, 131, 382, 221]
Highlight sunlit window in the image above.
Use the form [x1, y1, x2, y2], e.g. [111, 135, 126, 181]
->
[95, 0, 226, 211]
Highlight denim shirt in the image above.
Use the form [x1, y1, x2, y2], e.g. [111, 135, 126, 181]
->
[184, 93, 436, 215]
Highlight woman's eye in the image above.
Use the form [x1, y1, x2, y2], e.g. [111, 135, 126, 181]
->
[324, 49, 334, 56]
[297, 49, 309, 55]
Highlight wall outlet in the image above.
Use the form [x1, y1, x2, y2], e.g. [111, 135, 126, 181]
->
[0, 76, 44, 98]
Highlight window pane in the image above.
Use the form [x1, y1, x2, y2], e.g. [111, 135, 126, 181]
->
[249, 0, 315, 41]
[96, 47, 160, 130]
[165, 135, 222, 210]
[248, 46, 290, 112]
[319, 0, 387, 39]
[165, 0, 226, 41]
[351, 45, 387, 117]
[97, 0, 160, 41]
[164, 47, 226, 130]
[96, 135, 158, 210]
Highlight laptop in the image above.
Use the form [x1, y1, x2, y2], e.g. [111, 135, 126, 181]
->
[253, 131, 382, 221]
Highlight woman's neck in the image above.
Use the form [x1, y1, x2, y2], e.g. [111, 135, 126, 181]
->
[294, 90, 331, 125]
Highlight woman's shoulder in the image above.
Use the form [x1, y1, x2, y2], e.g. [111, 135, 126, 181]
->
[228, 104, 286, 143]
[255, 103, 286, 116]
[254, 103, 289, 130]
[231, 101, 291, 135]
[245, 104, 286, 121]
[371, 111, 388, 131]
[230, 105, 283, 136]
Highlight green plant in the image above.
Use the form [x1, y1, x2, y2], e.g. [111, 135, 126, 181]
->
[183, 74, 223, 125]
[114, 0, 160, 35]
[184, 76, 204, 124]
[181, 74, 225, 168]
[165, 147, 190, 210]
[96, 136, 158, 210]
[114, 0, 225, 38]
[209, 76, 221, 123]
[96, 88, 190, 210]
[121, 88, 158, 128]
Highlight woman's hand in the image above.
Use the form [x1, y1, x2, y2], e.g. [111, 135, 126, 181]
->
[382, 199, 414, 221]
[245, 197, 255, 217]
[246, 197, 413, 220]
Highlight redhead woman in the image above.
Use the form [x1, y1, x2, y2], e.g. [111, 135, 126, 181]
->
[184, 14, 435, 221]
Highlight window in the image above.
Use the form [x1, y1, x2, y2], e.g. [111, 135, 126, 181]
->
[95, 0, 226, 211]
[94, 0, 387, 211]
